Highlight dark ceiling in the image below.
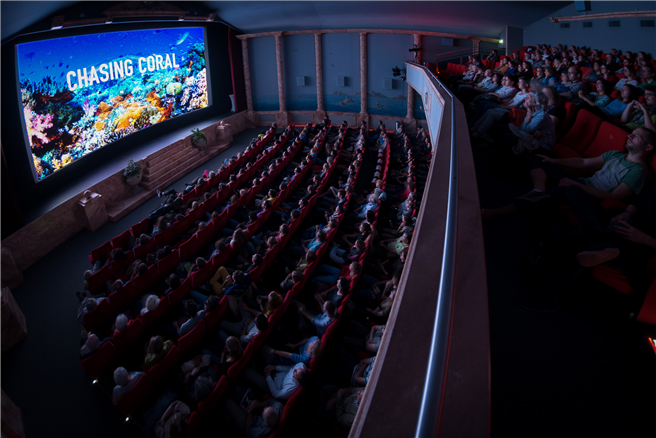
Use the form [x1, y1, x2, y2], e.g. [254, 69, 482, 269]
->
[1, 1, 572, 42]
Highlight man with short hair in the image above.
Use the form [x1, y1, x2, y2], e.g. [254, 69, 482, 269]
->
[639, 65, 656, 91]
[484, 128, 656, 220]
[559, 66, 586, 100]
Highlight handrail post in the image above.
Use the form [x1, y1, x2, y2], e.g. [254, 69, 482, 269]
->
[413, 64, 459, 438]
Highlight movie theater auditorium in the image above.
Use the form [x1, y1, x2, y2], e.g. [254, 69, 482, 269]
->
[1, 2, 655, 438]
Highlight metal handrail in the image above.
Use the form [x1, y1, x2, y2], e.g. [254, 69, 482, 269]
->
[414, 67, 459, 438]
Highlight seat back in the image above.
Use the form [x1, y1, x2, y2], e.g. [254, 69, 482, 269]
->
[81, 340, 117, 377]
[198, 375, 230, 416]
[153, 226, 174, 248]
[82, 298, 113, 331]
[87, 264, 112, 295]
[157, 251, 181, 280]
[90, 241, 112, 265]
[204, 296, 229, 331]
[130, 217, 150, 237]
[115, 373, 153, 416]
[113, 318, 146, 351]
[167, 278, 193, 307]
[134, 265, 159, 294]
[179, 236, 199, 262]
[178, 319, 206, 356]
[583, 121, 628, 158]
[146, 345, 181, 384]
[140, 297, 171, 328]
[557, 109, 603, 153]
[133, 239, 156, 260]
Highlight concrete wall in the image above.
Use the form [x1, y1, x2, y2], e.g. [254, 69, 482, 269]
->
[367, 33, 413, 117]
[283, 33, 317, 111]
[524, 1, 656, 54]
[249, 36, 278, 111]
[322, 32, 361, 113]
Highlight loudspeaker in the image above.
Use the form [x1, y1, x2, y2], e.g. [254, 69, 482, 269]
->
[296, 76, 306, 86]
[574, 1, 591, 12]
[336, 76, 345, 87]
[384, 78, 393, 90]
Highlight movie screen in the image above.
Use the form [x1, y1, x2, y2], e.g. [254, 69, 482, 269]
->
[17, 27, 209, 181]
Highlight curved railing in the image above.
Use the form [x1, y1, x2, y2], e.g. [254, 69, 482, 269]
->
[412, 64, 459, 438]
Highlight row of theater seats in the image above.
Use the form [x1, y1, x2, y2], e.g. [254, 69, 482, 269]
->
[85, 128, 279, 294]
[83, 129, 289, 315]
[81, 125, 355, 435]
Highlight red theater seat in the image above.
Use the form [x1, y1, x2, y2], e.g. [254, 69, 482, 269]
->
[178, 319, 206, 356]
[139, 297, 171, 328]
[114, 373, 153, 417]
[113, 318, 146, 351]
[89, 241, 112, 265]
[111, 230, 132, 251]
[130, 217, 150, 237]
[133, 239, 156, 260]
[81, 340, 117, 378]
[82, 298, 113, 331]
[554, 109, 603, 157]
[198, 375, 229, 416]
[143, 345, 181, 384]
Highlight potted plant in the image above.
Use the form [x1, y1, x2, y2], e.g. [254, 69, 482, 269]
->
[123, 159, 143, 186]
[191, 128, 207, 149]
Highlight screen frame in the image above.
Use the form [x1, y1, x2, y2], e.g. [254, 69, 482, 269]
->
[15, 25, 213, 184]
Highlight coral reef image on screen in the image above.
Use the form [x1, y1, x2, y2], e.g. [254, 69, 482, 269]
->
[17, 27, 209, 181]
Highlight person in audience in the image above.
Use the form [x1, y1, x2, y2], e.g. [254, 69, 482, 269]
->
[296, 300, 336, 336]
[601, 84, 640, 120]
[639, 64, 656, 91]
[621, 85, 656, 132]
[483, 127, 656, 219]
[243, 362, 308, 401]
[224, 392, 282, 438]
[155, 400, 190, 438]
[145, 336, 173, 368]
[599, 63, 618, 86]
[577, 78, 613, 112]
[559, 66, 586, 101]
[264, 337, 321, 366]
[583, 60, 603, 82]
[470, 76, 530, 141]
[615, 66, 640, 91]
[113, 367, 145, 404]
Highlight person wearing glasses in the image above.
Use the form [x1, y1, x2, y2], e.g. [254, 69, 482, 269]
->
[621, 85, 656, 132]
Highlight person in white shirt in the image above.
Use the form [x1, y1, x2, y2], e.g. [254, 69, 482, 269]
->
[470, 76, 530, 140]
[243, 362, 309, 400]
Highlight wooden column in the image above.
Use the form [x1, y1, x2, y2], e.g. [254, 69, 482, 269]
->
[359, 32, 368, 124]
[472, 39, 481, 57]
[241, 38, 253, 112]
[406, 85, 415, 120]
[315, 32, 324, 112]
[413, 34, 422, 64]
[275, 34, 286, 112]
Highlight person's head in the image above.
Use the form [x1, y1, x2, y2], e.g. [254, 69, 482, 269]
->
[518, 77, 530, 91]
[524, 89, 547, 111]
[149, 335, 164, 354]
[137, 263, 148, 276]
[621, 84, 640, 103]
[291, 270, 303, 283]
[595, 78, 612, 96]
[225, 336, 243, 356]
[535, 67, 545, 78]
[254, 313, 269, 332]
[205, 294, 219, 312]
[505, 75, 517, 88]
[359, 222, 371, 235]
[262, 406, 280, 428]
[194, 376, 213, 402]
[145, 294, 159, 312]
[350, 261, 363, 276]
[522, 61, 532, 72]
[308, 338, 322, 357]
[293, 367, 310, 386]
[86, 333, 100, 351]
[315, 230, 326, 242]
[541, 86, 560, 107]
[492, 73, 502, 84]
[252, 253, 263, 266]
[85, 297, 98, 312]
[592, 60, 602, 72]
[115, 314, 128, 332]
[195, 257, 206, 269]
[268, 291, 282, 310]
[567, 66, 582, 82]
[622, 58, 632, 68]
[623, 66, 637, 80]
[185, 300, 197, 318]
[324, 300, 336, 318]
[642, 64, 656, 82]
[113, 367, 130, 386]
[337, 277, 350, 294]
[600, 64, 612, 76]
[625, 127, 656, 157]
[290, 209, 300, 220]
[644, 85, 656, 106]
